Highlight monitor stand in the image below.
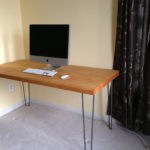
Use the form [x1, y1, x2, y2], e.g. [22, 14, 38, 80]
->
[43, 64, 60, 71]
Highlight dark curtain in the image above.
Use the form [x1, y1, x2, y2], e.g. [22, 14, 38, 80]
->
[112, 0, 150, 134]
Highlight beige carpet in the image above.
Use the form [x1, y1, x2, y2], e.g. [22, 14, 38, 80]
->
[0, 103, 149, 150]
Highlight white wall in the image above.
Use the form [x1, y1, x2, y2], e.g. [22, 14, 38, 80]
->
[0, 0, 25, 111]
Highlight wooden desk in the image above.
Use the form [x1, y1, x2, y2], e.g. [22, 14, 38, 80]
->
[0, 60, 119, 95]
[0, 60, 119, 150]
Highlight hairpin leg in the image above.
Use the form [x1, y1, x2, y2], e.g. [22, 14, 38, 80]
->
[82, 93, 86, 150]
[81, 93, 95, 150]
[107, 81, 113, 129]
[90, 95, 95, 150]
[28, 83, 30, 106]
[22, 82, 30, 106]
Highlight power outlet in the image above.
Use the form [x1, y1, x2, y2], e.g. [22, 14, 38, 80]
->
[8, 83, 14, 92]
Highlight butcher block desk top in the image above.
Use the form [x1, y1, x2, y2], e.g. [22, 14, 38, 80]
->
[0, 60, 119, 95]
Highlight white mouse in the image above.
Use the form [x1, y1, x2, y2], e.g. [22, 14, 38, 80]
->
[60, 75, 69, 79]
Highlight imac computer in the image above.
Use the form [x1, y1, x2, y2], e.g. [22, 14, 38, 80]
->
[30, 24, 70, 70]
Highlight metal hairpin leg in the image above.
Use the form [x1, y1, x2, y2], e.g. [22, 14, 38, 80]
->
[81, 93, 95, 150]
[107, 81, 113, 129]
[22, 82, 30, 106]
[82, 94, 86, 150]
[91, 94, 95, 150]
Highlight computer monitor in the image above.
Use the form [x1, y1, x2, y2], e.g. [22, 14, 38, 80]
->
[30, 24, 70, 70]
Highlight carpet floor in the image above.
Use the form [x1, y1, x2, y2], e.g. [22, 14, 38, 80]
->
[0, 103, 149, 150]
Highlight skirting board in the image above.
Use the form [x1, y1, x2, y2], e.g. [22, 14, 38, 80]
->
[0, 100, 25, 117]
[0, 98, 115, 125]
[31, 98, 114, 124]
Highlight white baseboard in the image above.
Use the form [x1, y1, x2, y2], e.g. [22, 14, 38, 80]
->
[0, 100, 25, 117]
[31, 98, 110, 123]
[0, 98, 115, 125]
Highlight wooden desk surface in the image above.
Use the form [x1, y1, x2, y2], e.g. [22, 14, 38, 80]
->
[0, 60, 119, 95]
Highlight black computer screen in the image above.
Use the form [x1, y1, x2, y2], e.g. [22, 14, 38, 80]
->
[30, 24, 69, 59]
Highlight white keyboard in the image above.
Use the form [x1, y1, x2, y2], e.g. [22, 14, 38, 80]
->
[23, 68, 57, 77]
